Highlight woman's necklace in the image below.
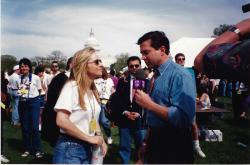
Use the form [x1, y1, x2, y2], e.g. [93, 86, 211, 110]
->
[87, 90, 97, 134]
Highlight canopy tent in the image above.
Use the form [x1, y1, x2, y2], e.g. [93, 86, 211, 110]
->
[170, 37, 215, 67]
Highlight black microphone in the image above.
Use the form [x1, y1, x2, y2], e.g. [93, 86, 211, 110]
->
[242, 3, 250, 13]
[133, 69, 146, 90]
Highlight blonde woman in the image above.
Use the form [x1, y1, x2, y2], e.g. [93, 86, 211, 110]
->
[53, 47, 107, 164]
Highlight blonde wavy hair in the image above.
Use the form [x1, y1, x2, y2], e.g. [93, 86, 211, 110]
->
[69, 47, 100, 110]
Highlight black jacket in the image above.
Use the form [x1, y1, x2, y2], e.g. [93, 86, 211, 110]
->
[41, 72, 69, 146]
[113, 76, 148, 129]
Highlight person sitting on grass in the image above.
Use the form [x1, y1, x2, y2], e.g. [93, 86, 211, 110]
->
[197, 87, 211, 110]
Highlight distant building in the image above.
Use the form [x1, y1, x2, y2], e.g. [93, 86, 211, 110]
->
[84, 28, 115, 68]
[84, 28, 101, 52]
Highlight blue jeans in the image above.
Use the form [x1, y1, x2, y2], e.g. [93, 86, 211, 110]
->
[39, 95, 45, 108]
[19, 97, 41, 152]
[119, 128, 147, 164]
[218, 80, 226, 96]
[10, 90, 19, 124]
[53, 135, 92, 164]
[99, 103, 111, 137]
[226, 82, 233, 98]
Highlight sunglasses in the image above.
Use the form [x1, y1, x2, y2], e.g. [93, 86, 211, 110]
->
[177, 58, 185, 61]
[52, 65, 58, 68]
[129, 64, 140, 69]
[88, 59, 102, 65]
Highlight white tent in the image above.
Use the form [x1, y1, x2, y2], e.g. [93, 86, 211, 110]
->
[170, 37, 215, 67]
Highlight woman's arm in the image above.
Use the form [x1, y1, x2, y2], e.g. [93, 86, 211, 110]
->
[96, 122, 108, 156]
[56, 109, 103, 145]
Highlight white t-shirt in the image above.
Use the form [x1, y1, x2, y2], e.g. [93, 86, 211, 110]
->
[46, 71, 60, 86]
[18, 74, 42, 98]
[40, 72, 50, 95]
[8, 72, 20, 90]
[95, 78, 114, 100]
[54, 81, 101, 136]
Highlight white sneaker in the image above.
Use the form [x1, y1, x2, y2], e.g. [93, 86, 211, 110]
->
[1, 155, 10, 163]
[107, 137, 113, 144]
[21, 151, 30, 157]
[194, 146, 206, 158]
[35, 152, 43, 158]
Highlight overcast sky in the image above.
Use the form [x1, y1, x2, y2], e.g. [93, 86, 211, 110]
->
[1, 0, 250, 60]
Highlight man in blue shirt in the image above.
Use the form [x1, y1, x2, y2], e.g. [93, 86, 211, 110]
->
[135, 31, 196, 163]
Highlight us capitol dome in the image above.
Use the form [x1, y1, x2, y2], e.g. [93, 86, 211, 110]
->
[84, 28, 115, 68]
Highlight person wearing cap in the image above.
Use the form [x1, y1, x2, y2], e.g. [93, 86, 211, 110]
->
[175, 53, 206, 158]
[8, 65, 21, 126]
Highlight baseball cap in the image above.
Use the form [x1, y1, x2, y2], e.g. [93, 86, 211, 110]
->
[13, 65, 19, 71]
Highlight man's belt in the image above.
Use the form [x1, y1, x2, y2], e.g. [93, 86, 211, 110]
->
[19, 96, 39, 102]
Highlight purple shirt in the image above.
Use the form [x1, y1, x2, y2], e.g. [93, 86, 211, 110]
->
[111, 76, 118, 89]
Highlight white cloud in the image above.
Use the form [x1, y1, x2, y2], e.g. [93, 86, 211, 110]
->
[2, 1, 249, 62]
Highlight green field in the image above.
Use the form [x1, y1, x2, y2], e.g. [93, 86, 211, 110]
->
[2, 97, 250, 164]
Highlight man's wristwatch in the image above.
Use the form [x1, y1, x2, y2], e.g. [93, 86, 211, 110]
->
[228, 26, 241, 39]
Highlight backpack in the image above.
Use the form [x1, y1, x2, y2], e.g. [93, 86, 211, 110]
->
[41, 72, 68, 147]
[104, 92, 119, 122]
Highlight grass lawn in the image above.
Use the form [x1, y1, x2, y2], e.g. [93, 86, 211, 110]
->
[1, 97, 250, 164]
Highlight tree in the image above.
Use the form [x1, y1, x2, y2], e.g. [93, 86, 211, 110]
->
[213, 24, 233, 37]
[1, 55, 17, 74]
[29, 50, 68, 70]
[111, 53, 129, 73]
[48, 50, 67, 63]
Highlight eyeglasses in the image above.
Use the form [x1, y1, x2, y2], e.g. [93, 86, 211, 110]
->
[52, 65, 58, 68]
[177, 58, 185, 61]
[129, 64, 140, 69]
[88, 59, 102, 65]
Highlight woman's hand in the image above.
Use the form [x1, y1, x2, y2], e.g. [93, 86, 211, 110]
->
[89, 135, 103, 145]
[101, 141, 108, 157]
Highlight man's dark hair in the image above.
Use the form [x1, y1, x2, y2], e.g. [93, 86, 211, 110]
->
[66, 57, 73, 71]
[51, 61, 58, 66]
[175, 53, 185, 61]
[102, 67, 109, 80]
[127, 56, 141, 66]
[34, 66, 45, 75]
[110, 69, 116, 76]
[19, 58, 32, 73]
[137, 31, 170, 54]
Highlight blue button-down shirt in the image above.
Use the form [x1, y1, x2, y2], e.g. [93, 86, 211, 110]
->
[147, 59, 196, 128]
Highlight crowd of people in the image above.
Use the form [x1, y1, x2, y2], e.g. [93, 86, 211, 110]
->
[1, 18, 250, 164]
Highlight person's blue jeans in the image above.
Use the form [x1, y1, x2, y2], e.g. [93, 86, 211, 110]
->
[218, 80, 226, 96]
[226, 82, 233, 98]
[10, 90, 20, 124]
[53, 135, 92, 164]
[39, 95, 45, 108]
[119, 127, 146, 164]
[99, 103, 111, 137]
[19, 97, 41, 153]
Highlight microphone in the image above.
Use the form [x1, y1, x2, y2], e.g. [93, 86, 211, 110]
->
[132, 69, 146, 119]
[133, 69, 146, 90]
